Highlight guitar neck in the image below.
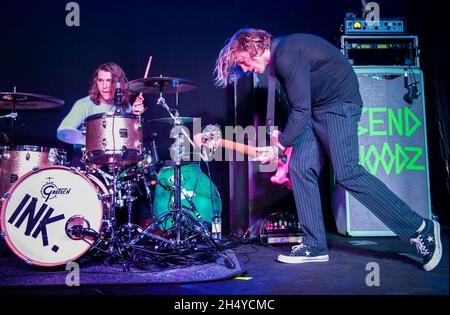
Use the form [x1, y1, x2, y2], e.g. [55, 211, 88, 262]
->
[219, 139, 258, 157]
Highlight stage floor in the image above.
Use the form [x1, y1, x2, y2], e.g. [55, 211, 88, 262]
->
[1, 228, 448, 296]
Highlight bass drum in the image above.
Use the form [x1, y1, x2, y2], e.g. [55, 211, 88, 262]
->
[0, 166, 105, 267]
[153, 164, 222, 228]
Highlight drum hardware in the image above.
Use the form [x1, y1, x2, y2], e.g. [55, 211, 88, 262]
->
[0, 112, 18, 120]
[147, 117, 200, 125]
[0, 90, 65, 111]
[128, 76, 196, 95]
[1, 79, 234, 270]
[83, 161, 144, 271]
[65, 215, 99, 240]
[123, 83, 234, 269]
[0, 89, 65, 142]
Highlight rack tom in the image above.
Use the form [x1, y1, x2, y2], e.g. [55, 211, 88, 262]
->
[84, 113, 143, 165]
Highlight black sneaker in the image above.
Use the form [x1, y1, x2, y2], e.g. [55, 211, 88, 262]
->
[409, 219, 442, 271]
[277, 241, 329, 264]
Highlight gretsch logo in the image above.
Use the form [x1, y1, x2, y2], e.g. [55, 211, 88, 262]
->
[41, 177, 72, 202]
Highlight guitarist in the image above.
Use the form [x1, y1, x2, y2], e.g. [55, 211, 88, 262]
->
[213, 28, 441, 271]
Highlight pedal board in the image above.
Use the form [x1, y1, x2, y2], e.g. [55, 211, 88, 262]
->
[260, 212, 303, 245]
[266, 229, 304, 245]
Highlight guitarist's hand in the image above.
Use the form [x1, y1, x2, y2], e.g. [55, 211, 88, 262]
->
[253, 145, 278, 164]
[271, 130, 286, 151]
[193, 133, 203, 148]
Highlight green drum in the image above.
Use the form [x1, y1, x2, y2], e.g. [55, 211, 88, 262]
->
[153, 164, 222, 227]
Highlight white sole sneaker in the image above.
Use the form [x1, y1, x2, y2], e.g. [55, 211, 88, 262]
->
[423, 221, 442, 272]
[277, 254, 329, 264]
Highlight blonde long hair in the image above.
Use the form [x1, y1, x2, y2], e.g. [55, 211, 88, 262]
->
[214, 28, 272, 87]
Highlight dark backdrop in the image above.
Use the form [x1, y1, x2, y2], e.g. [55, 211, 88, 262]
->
[1, 0, 448, 228]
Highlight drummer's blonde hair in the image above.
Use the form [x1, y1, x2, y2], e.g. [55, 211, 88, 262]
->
[214, 28, 272, 87]
[89, 62, 130, 105]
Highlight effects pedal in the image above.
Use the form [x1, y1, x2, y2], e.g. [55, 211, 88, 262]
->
[260, 212, 304, 245]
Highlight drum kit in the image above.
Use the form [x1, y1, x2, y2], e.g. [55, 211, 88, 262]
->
[0, 78, 233, 270]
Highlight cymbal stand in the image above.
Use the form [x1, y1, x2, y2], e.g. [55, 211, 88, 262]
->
[0, 87, 18, 120]
[119, 178, 142, 239]
[0, 112, 17, 120]
[127, 95, 235, 268]
[0, 87, 18, 145]
[90, 166, 134, 271]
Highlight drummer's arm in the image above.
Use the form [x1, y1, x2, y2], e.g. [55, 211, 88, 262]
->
[56, 99, 87, 145]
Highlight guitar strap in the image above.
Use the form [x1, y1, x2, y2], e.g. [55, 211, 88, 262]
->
[266, 37, 279, 135]
[266, 37, 287, 163]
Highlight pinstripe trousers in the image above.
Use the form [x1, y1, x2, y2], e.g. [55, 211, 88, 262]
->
[289, 102, 424, 249]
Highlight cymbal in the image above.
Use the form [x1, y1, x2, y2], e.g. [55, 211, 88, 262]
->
[0, 92, 65, 110]
[147, 117, 200, 124]
[128, 76, 196, 94]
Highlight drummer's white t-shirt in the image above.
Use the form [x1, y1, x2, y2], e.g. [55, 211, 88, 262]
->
[56, 96, 131, 145]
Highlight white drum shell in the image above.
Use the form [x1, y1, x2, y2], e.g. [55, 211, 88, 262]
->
[1, 166, 104, 267]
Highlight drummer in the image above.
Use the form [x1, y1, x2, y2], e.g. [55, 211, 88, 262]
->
[56, 62, 151, 227]
[57, 62, 144, 145]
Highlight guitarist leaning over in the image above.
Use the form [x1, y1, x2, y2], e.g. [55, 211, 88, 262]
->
[211, 28, 441, 271]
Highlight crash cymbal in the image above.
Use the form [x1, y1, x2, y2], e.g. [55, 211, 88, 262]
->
[147, 117, 200, 124]
[0, 92, 65, 110]
[128, 76, 196, 94]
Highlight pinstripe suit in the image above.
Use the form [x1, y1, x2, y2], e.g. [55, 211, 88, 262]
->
[271, 34, 424, 249]
[289, 103, 424, 248]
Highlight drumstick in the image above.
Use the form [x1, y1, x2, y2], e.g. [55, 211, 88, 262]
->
[139, 56, 152, 99]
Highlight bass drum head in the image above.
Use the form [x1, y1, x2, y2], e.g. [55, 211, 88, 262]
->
[153, 164, 222, 229]
[0, 166, 103, 267]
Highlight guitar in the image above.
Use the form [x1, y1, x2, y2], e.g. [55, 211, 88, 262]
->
[199, 124, 293, 190]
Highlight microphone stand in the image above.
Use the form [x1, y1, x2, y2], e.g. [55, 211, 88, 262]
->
[0, 87, 19, 145]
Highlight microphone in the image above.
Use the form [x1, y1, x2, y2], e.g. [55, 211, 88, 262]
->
[80, 228, 100, 238]
[403, 68, 420, 105]
[403, 68, 409, 89]
[66, 225, 100, 239]
[114, 81, 123, 113]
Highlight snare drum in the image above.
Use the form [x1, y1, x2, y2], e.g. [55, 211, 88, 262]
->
[0, 166, 106, 267]
[84, 113, 143, 165]
[0, 145, 67, 196]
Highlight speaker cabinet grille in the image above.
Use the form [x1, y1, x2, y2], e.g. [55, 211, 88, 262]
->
[332, 66, 431, 236]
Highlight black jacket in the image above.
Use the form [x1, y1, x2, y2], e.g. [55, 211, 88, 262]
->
[272, 33, 363, 147]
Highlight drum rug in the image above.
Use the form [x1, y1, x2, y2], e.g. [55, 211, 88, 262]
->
[0, 248, 244, 286]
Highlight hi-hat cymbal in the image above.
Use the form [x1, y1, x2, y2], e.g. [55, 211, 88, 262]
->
[0, 92, 65, 110]
[128, 76, 196, 94]
[147, 117, 200, 124]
